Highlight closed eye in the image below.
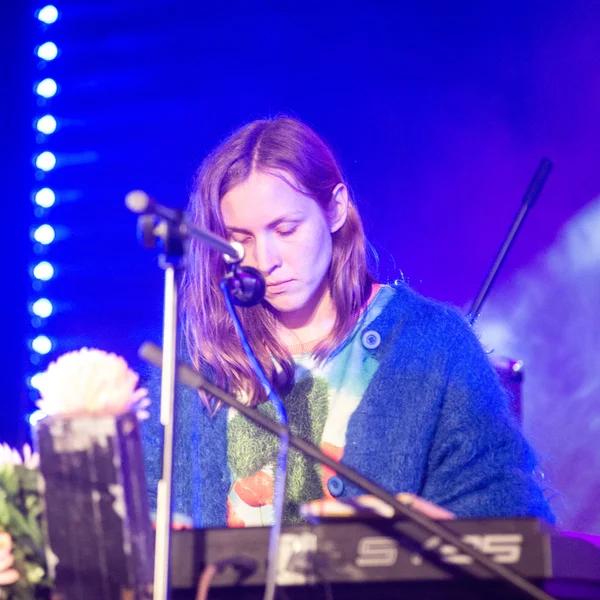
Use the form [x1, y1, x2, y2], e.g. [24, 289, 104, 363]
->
[231, 235, 252, 245]
[276, 225, 298, 237]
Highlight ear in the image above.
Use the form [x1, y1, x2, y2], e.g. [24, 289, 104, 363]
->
[328, 183, 349, 233]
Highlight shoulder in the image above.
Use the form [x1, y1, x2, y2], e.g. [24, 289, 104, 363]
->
[368, 282, 475, 349]
[364, 283, 500, 400]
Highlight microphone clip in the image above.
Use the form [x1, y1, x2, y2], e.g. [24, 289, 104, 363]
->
[137, 214, 187, 269]
[222, 263, 266, 307]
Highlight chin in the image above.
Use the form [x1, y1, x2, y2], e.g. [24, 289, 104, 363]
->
[265, 293, 306, 314]
[266, 299, 300, 313]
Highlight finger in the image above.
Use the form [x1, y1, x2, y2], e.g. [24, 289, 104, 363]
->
[397, 493, 455, 520]
[300, 498, 352, 521]
[136, 410, 150, 421]
[0, 568, 20, 586]
[0, 533, 11, 552]
[0, 552, 15, 573]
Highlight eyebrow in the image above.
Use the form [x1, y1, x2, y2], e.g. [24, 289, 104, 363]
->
[226, 214, 303, 235]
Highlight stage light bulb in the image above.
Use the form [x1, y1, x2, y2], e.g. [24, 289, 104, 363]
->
[37, 6, 59, 24]
[32, 335, 52, 354]
[28, 409, 47, 426]
[36, 115, 57, 134]
[33, 224, 55, 244]
[34, 188, 56, 207]
[37, 42, 58, 61]
[35, 151, 56, 171]
[35, 78, 57, 98]
[29, 373, 45, 390]
[32, 298, 53, 318]
[33, 261, 55, 280]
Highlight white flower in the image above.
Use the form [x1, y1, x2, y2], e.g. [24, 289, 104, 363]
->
[0, 444, 39, 470]
[35, 348, 149, 419]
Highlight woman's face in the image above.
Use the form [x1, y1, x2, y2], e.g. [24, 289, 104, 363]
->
[221, 171, 342, 324]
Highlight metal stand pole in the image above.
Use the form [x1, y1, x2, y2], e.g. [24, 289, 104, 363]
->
[467, 157, 553, 324]
[126, 191, 247, 600]
[152, 264, 181, 600]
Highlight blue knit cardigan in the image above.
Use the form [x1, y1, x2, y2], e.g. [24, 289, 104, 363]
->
[142, 283, 554, 527]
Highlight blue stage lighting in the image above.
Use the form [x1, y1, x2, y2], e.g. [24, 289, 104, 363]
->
[37, 6, 59, 24]
[32, 298, 53, 318]
[29, 373, 45, 390]
[33, 224, 56, 245]
[28, 410, 47, 426]
[34, 188, 56, 207]
[36, 115, 57, 134]
[37, 42, 58, 61]
[35, 151, 56, 171]
[32, 335, 52, 354]
[35, 78, 57, 98]
[32, 261, 55, 280]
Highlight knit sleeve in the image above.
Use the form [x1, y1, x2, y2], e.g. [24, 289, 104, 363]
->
[419, 310, 555, 523]
[141, 366, 199, 526]
[140, 358, 230, 528]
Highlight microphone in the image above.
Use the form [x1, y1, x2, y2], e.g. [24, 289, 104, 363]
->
[125, 190, 184, 224]
[223, 265, 266, 307]
[124, 189, 244, 263]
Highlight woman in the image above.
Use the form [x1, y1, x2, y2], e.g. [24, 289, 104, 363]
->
[143, 116, 554, 527]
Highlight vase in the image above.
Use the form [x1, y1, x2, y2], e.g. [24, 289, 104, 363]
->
[34, 413, 154, 600]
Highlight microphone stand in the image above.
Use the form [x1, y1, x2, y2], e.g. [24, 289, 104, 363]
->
[139, 342, 556, 600]
[153, 225, 183, 600]
[467, 158, 553, 324]
[126, 191, 245, 600]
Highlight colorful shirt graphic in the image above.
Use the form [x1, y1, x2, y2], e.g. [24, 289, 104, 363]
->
[226, 285, 395, 527]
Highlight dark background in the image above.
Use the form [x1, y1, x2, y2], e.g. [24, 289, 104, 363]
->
[2, 0, 599, 532]
[2, 1, 31, 450]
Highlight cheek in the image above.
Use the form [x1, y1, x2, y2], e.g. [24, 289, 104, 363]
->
[239, 241, 255, 267]
[314, 224, 333, 258]
[294, 228, 332, 272]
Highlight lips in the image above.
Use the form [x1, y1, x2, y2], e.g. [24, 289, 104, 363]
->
[267, 279, 293, 291]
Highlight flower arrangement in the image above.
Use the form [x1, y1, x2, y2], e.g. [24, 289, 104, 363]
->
[0, 445, 52, 600]
[1, 348, 150, 599]
[35, 348, 149, 418]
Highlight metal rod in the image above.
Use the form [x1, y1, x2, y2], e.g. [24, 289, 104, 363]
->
[125, 189, 243, 263]
[139, 341, 556, 600]
[184, 223, 243, 263]
[467, 157, 553, 324]
[152, 266, 180, 600]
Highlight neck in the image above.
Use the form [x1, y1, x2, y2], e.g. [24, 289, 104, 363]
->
[275, 279, 337, 348]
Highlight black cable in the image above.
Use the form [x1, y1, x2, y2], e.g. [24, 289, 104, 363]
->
[467, 157, 553, 324]
[220, 280, 289, 600]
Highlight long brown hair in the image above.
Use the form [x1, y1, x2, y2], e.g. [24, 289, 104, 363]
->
[182, 117, 373, 409]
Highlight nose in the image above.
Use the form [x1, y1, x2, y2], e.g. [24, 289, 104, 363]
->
[251, 235, 281, 275]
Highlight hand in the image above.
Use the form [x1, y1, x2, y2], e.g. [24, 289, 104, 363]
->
[0, 532, 20, 587]
[300, 492, 456, 521]
[394, 493, 456, 519]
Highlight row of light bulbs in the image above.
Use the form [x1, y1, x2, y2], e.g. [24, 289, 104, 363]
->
[29, 5, 61, 392]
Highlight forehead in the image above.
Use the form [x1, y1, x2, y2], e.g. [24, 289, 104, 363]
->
[221, 171, 317, 229]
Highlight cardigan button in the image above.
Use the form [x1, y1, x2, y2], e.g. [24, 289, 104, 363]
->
[361, 330, 381, 350]
[327, 476, 344, 497]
